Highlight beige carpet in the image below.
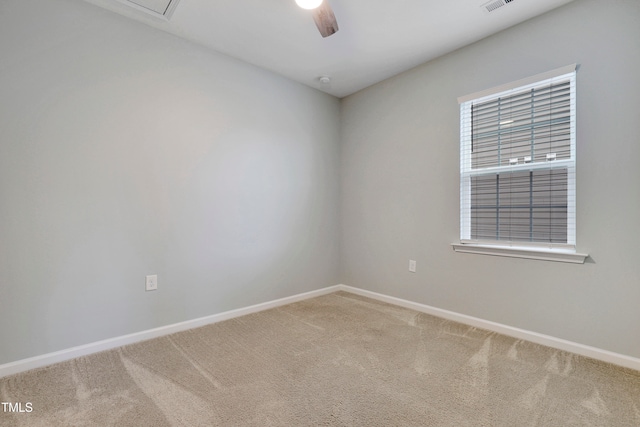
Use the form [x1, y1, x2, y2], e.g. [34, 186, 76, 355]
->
[1, 291, 639, 426]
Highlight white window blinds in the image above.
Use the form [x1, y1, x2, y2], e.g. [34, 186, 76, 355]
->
[459, 66, 576, 248]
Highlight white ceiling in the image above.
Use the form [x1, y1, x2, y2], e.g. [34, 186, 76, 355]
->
[82, 0, 575, 98]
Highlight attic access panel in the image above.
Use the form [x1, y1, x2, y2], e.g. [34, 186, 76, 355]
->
[125, 0, 180, 18]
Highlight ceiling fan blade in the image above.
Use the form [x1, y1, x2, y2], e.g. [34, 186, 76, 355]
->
[312, 1, 339, 38]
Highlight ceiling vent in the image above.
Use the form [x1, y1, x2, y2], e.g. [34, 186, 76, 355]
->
[481, 0, 515, 13]
[123, 0, 180, 19]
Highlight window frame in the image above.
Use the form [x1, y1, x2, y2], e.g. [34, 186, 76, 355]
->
[453, 65, 588, 263]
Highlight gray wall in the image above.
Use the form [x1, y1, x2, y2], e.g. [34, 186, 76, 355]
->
[2, 0, 639, 367]
[0, 0, 340, 364]
[340, 0, 640, 358]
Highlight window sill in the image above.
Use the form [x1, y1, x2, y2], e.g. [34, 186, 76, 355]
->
[451, 243, 588, 264]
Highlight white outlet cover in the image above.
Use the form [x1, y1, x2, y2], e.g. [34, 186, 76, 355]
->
[145, 275, 158, 291]
[409, 260, 417, 273]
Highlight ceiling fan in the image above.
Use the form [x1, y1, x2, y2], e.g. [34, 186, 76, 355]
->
[295, 0, 339, 38]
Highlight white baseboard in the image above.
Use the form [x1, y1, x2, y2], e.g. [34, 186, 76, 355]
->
[336, 284, 640, 372]
[2, 283, 639, 378]
[0, 285, 341, 379]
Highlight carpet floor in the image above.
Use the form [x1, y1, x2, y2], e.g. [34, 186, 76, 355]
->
[1, 291, 639, 426]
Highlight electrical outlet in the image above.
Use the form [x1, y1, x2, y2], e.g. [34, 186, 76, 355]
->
[145, 274, 158, 291]
[409, 260, 416, 273]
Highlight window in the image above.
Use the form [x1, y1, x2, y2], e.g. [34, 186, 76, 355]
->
[454, 65, 587, 263]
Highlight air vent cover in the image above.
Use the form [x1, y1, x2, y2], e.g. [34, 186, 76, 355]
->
[125, 0, 180, 18]
[481, 0, 515, 13]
